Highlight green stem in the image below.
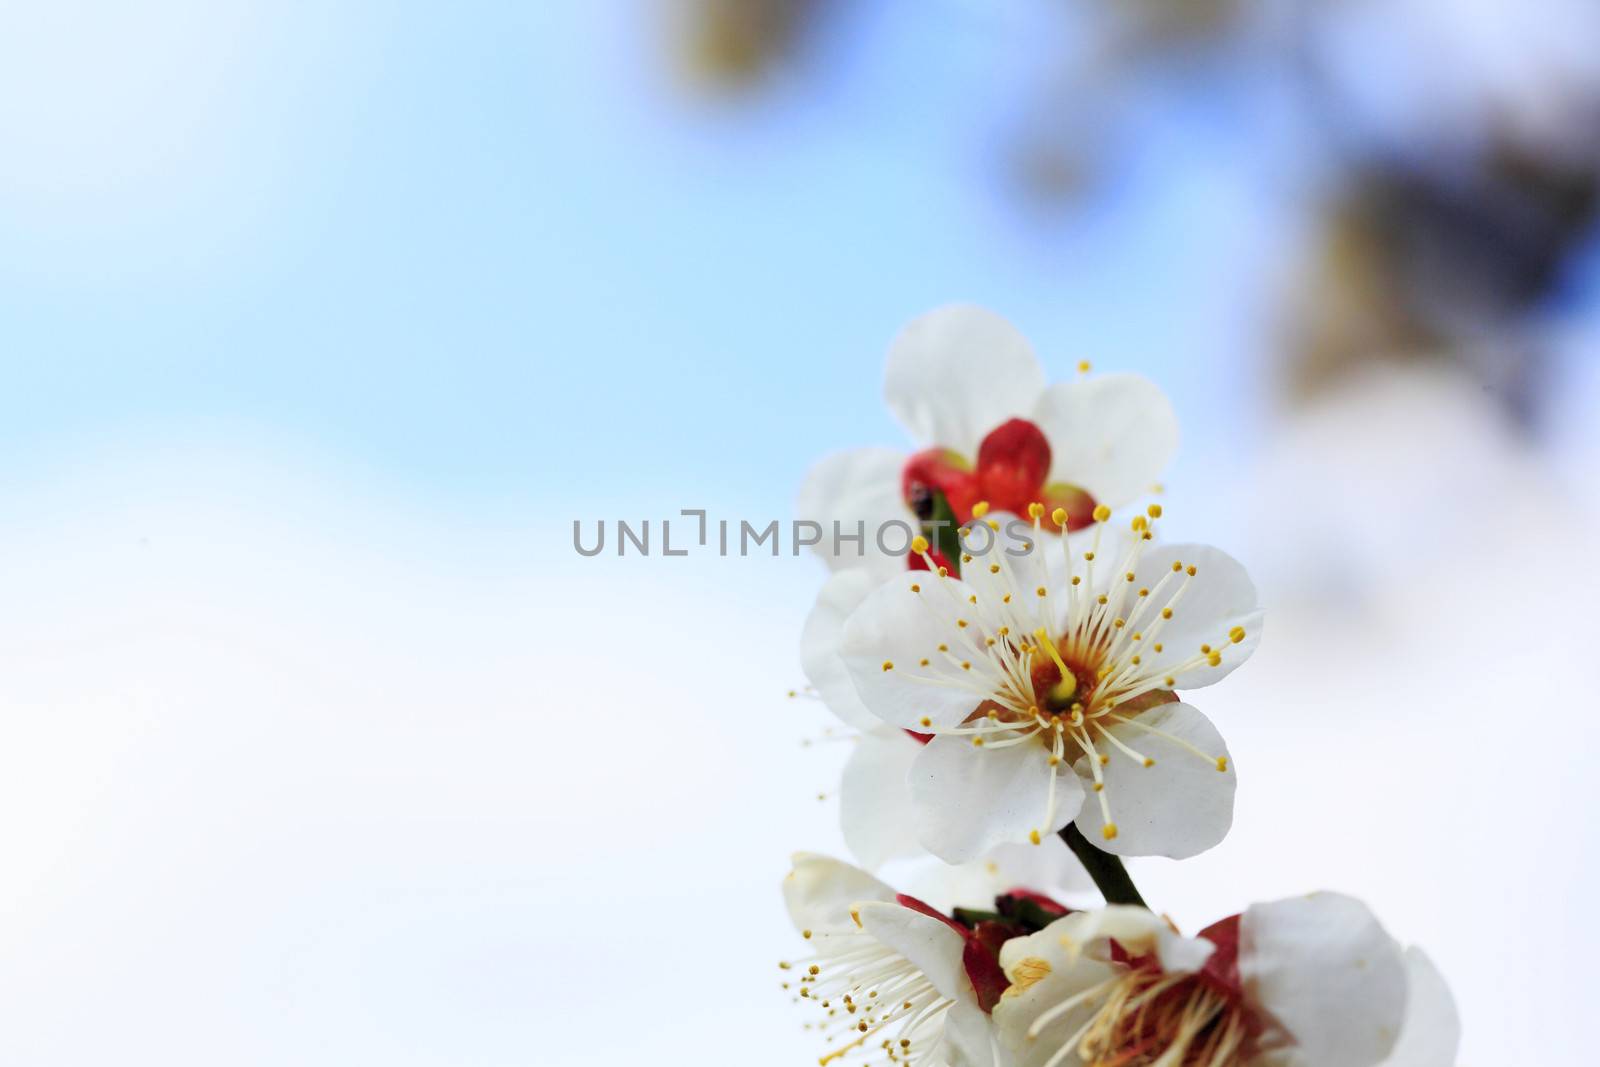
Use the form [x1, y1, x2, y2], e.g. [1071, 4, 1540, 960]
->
[1059, 824, 1148, 909]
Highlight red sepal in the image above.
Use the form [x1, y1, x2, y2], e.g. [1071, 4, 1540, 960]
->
[975, 418, 1052, 514]
[902, 449, 980, 521]
[1196, 914, 1243, 999]
[962, 929, 1013, 1014]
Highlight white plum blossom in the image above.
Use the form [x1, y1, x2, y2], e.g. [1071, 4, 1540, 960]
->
[782, 853, 1014, 1067]
[836, 506, 1260, 863]
[797, 304, 1179, 579]
[992, 895, 1459, 1067]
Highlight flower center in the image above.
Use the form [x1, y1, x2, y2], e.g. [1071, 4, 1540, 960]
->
[1076, 967, 1255, 1067]
[901, 504, 1240, 843]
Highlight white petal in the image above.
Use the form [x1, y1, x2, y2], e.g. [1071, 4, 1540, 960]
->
[910, 734, 1084, 863]
[782, 852, 897, 935]
[856, 899, 973, 1006]
[944, 999, 1009, 1067]
[1241, 892, 1409, 1067]
[1075, 702, 1235, 859]
[1130, 542, 1262, 689]
[884, 304, 1046, 455]
[801, 569, 884, 732]
[1380, 948, 1461, 1067]
[1031, 373, 1178, 507]
[839, 573, 989, 731]
[840, 730, 925, 870]
[796, 446, 913, 578]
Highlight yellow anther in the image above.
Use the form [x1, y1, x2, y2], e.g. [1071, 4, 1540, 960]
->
[1092, 504, 1111, 522]
[962, 553, 973, 564]
[1143, 757, 1155, 767]
[919, 658, 929, 667]
[1051, 507, 1068, 525]
[1102, 823, 1118, 841]
[989, 563, 1000, 574]
[911, 535, 930, 554]
[1229, 626, 1247, 644]
[920, 717, 932, 727]
[1172, 561, 1183, 572]
[1148, 503, 1163, 518]
[1078, 360, 1091, 373]
[972, 737, 984, 748]
[1028, 502, 1045, 519]
[1164, 676, 1176, 686]
[1070, 576, 1081, 586]
[961, 661, 972, 670]
[971, 501, 990, 518]
[1153, 643, 1163, 652]
[1036, 586, 1048, 597]
[1029, 829, 1041, 845]
[938, 643, 949, 652]
[968, 594, 977, 604]
[1186, 565, 1197, 576]
[1131, 515, 1148, 532]
[938, 566, 948, 577]
[1207, 652, 1223, 667]
[1048, 755, 1061, 767]
[1098, 753, 1110, 766]
[1216, 757, 1229, 772]
[882, 661, 894, 671]
[910, 583, 921, 593]
[1084, 551, 1096, 561]
[986, 519, 1000, 531]
[957, 619, 968, 628]
[1092, 782, 1104, 792]
[1161, 607, 1173, 619]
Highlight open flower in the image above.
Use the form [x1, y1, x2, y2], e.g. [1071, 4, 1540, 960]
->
[783, 853, 1078, 1067]
[992, 894, 1459, 1067]
[797, 304, 1179, 579]
[836, 506, 1260, 863]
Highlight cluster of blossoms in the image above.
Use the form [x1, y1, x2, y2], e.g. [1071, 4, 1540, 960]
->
[779, 306, 1459, 1066]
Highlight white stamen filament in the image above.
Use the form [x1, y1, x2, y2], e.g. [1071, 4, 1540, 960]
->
[786, 923, 956, 1066]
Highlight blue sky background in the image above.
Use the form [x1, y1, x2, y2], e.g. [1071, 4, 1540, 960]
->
[1, 1, 1301, 533]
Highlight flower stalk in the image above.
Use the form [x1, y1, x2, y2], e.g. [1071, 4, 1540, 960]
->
[1059, 823, 1147, 909]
